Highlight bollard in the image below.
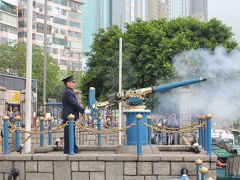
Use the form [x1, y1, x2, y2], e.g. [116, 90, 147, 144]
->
[39, 116, 44, 147]
[205, 113, 212, 155]
[48, 117, 53, 145]
[97, 118, 101, 146]
[136, 114, 143, 155]
[147, 115, 153, 145]
[3, 115, 9, 155]
[198, 118, 202, 146]
[68, 114, 75, 155]
[202, 119, 206, 150]
[15, 115, 21, 152]
[195, 159, 203, 180]
[199, 166, 208, 180]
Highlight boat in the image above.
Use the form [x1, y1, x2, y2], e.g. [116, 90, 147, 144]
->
[212, 129, 240, 180]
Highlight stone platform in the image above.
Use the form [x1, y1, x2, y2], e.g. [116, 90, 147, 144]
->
[0, 145, 216, 180]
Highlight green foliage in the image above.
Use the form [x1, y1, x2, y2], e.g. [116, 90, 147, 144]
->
[0, 42, 61, 105]
[81, 17, 237, 106]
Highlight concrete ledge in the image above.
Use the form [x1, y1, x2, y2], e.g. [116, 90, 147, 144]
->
[97, 154, 116, 161]
[32, 154, 68, 160]
[68, 154, 98, 161]
[4, 154, 32, 160]
[183, 154, 210, 161]
[161, 154, 183, 161]
[158, 145, 191, 151]
[78, 145, 116, 151]
[115, 154, 138, 161]
[138, 154, 161, 161]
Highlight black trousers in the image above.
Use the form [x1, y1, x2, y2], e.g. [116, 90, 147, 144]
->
[63, 125, 79, 154]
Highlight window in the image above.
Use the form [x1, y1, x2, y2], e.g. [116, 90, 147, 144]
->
[60, 49, 64, 56]
[47, 5, 52, 12]
[0, 1, 17, 15]
[36, 23, 52, 34]
[53, 48, 58, 55]
[52, 0, 67, 6]
[68, 21, 80, 28]
[68, 0, 82, 11]
[61, 9, 67, 16]
[68, 41, 81, 48]
[53, 17, 67, 25]
[18, 10, 27, 17]
[60, 29, 66, 35]
[35, 34, 44, 41]
[53, 27, 58, 34]
[68, 30, 81, 38]
[59, 0, 67, 6]
[36, 13, 44, 19]
[68, 11, 81, 19]
[52, 37, 67, 46]
[18, 32, 27, 38]
[0, 23, 17, 34]
[18, 21, 27, 28]
[36, 2, 44, 10]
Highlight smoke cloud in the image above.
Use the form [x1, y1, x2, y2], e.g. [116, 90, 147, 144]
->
[154, 46, 240, 127]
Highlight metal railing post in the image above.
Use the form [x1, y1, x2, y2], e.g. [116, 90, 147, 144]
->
[68, 114, 75, 155]
[3, 115, 9, 155]
[195, 159, 202, 180]
[97, 118, 102, 146]
[48, 117, 52, 145]
[39, 116, 44, 147]
[15, 115, 21, 151]
[205, 114, 212, 155]
[136, 114, 143, 155]
[147, 115, 153, 145]
[199, 166, 208, 180]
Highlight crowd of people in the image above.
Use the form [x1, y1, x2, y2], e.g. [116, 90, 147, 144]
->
[154, 112, 180, 128]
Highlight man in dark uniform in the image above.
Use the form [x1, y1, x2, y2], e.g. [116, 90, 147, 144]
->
[61, 75, 90, 154]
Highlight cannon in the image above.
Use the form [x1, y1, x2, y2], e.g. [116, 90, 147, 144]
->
[88, 77, 206, 147]
[107, 77, 206, 107]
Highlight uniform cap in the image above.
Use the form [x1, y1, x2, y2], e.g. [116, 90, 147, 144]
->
[62, 75, 77, 84]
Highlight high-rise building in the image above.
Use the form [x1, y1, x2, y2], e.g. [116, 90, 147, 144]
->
[168, 0, 208, 21]
[168, 0, 189, 19]
[189, 0, 208, 22]
[18, 0, 83, 71]
[145, 0, 169, 20]
[110, 0, 146, 29]
[0, 0, 18, 42]
[83, 0, 110, 53]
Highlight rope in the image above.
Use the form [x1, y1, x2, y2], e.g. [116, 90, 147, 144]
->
[3, 119, 205, 135]
[142, 122, 206, 134]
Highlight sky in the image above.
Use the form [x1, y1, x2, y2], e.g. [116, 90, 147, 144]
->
[208, 0, 240, 42]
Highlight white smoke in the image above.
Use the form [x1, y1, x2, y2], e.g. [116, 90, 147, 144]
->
[171, 46, 240, 127]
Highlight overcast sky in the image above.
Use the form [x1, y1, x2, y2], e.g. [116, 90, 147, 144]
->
[208, 0, 240, 42]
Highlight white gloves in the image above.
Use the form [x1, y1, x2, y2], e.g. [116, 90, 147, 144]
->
[84, 109, 91, 115]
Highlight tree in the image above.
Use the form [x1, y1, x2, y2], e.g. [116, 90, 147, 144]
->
[0, 42, 61, 105]
[81, 17, 237, 106]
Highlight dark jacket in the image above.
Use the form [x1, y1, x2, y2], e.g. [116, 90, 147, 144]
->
[61, 87, 85, 123]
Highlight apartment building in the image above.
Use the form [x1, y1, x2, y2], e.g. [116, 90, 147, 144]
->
[0, 0, 18, 42]
[18, 0, 83, 71]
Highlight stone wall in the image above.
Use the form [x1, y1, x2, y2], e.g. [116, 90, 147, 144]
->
[0, 153, 216, 180]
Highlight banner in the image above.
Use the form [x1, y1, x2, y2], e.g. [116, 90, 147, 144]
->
[6, 90, 21, 104]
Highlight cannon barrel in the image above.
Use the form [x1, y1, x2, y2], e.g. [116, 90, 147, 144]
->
[152, 77, 206, 93]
